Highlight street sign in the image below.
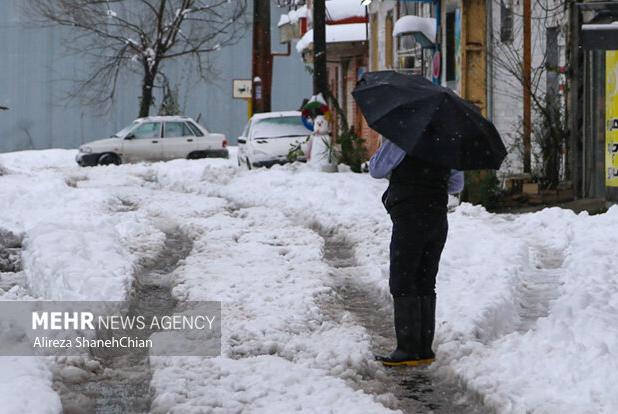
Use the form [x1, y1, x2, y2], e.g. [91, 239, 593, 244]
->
[233, 80, 252, 99]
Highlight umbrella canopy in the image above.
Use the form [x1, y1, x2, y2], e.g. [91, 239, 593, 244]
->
[352, 71, 507, 170]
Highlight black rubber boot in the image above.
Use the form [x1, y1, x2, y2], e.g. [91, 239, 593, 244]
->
[419, 295, 436, 362]
[375, 296, 424, 366]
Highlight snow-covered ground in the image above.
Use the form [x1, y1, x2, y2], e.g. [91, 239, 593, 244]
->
[0, 148, 616, 413]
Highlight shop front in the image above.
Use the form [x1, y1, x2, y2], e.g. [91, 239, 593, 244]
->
[574, 1, 618, 201]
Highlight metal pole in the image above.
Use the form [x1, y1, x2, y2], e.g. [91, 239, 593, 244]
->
[522, 0, 532, 173]
[252, 0, 273, 113]
[313, 0, 328, 96]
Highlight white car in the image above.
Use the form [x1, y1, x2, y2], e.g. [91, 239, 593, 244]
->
[237, 111, 311, 169]
[76, 116, 228, 166]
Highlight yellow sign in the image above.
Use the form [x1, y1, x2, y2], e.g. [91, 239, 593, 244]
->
[606, 51, 618, 186]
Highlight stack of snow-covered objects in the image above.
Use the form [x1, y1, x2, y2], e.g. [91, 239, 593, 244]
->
[278, 5, 308, 44]
[279, 0, 367, 60]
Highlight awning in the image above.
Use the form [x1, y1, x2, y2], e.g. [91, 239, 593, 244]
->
[393, 15, 436, 48]
[296, 23, 367, 53]
[582, 22, 618, 50]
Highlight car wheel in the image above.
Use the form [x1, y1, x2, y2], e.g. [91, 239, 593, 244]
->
[187, 151, 206, 160]
[98, 153, 120, 166]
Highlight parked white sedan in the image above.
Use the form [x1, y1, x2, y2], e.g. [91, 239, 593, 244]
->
[76, 116, 228, 166]
[237, 111, 311, 169]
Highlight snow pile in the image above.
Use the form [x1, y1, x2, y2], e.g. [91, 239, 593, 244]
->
[0, 169, 159, 301]
[296, 23, 367, 52]
[393, 15, 436, 43]
[0, 357, 61, 413]
[0, 149, 77, 173]
[152, 356, 393, 414]
[448, 207, 618, 413]
[326, 0, 366, 22]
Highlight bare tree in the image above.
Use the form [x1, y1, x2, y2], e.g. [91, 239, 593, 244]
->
[26, 0, 248, 117]
[489, 0, 568, 189]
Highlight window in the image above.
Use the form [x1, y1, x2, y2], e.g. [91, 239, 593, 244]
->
[384, 12, 394, 69]
[113, 122, 137, 138]
[164, 122, 195, 138]
[546, 27, 560, 107]
[131, 122, 161, 139]
[252, 117, 308, 139]
[500, 0, 513, 43]
[187, 121, 205, 137]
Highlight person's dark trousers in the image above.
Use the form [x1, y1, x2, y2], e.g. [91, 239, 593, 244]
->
[379, 208, 448, 365]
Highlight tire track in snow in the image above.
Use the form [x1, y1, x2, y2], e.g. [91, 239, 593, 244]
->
[0, 229, 25, 291]
[54, 228, 193, 414]
[316, 227, 486, 414]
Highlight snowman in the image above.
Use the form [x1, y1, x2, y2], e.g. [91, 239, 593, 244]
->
[307, 115, 337, 172]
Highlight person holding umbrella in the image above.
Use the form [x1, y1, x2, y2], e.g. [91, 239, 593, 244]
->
[353, 71, 507, 367]
[369, 139, 462, 366]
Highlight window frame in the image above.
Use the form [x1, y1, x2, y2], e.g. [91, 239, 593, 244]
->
[129, 122, 162, 139]
[163, 121, 196, 138]
[186, 121, 205, 137]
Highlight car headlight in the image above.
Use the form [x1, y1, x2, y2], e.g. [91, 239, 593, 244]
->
[80, 146, 92, 154]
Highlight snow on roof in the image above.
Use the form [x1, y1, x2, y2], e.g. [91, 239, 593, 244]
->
[251, 111, 301, 121]
[296, 23, 367, 53]
[326, 0, 366, 23]
[278, 14, 291, 27]
[135, 115, 194, 122]
[393, 15, 436, 43]
[288, 5, 308, 24]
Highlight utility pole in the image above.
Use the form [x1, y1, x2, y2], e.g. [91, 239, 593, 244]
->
[313, 0, 328, 96]
[522, 0, 532, 173]
[252, 0, 273, 114]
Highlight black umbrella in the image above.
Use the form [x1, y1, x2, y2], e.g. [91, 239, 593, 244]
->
[352, 71, 507, 170]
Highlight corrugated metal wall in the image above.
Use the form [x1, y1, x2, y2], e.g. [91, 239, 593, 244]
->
[0, 1, 312, 152]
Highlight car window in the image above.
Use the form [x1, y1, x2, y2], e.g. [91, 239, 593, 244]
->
[165, 122, 195, 138]
[252, 116, 307, 139]
[131, 122, 161, 139]
[113, 122, 137, 138]
[186, 121, 205, 137]
[241, 121, 251, 138]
